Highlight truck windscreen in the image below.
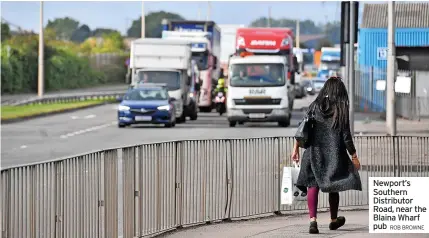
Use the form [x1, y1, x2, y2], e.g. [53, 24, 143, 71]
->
[137, 71, 180, 90]
[320, 61, 340, 70]
[230, 63, 286, 87]
[192, 51, 209, 71]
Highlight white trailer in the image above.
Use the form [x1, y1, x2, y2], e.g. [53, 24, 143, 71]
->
[129, 38, 198, 122]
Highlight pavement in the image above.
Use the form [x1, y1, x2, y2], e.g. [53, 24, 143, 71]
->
[158, 209, 429, 238]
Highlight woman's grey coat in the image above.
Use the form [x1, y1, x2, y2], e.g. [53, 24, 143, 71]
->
[296, 102, 362, 193]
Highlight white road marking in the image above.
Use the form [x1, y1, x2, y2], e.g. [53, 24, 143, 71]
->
[84, 114, 96, 119]
[71, 116, 79, 120]
[20, 145, 27, 149]
[60, 121, 116, 139]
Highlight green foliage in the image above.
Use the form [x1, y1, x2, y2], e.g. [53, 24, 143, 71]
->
[1, 23, 11, 41]
[249, 17, 341, 45]
[46, 17, 80, 41]
[1, 34, 108, 94]
[127, 11, 185, 38]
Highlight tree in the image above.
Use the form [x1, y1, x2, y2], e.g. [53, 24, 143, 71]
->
[249, 17, 322, 35]
[92, 28, 120, 37]
[323, 21, 341, 45]
[316, 38, 334, 50]
[46, 17, 80, 41]
[1, 22, 11, 41]
[70, 24, 91, 43]
[127, 11, 185, 38]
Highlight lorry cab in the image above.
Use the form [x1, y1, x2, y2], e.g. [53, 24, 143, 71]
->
[129, 38, 198, 123]
[227, 54, 292, 127]
[317, 47, 341, 79]
[161, 20, 221, 113]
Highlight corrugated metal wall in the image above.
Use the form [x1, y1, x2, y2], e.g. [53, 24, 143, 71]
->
[356, 28, 429, 112]
[358, 28, 429, 69]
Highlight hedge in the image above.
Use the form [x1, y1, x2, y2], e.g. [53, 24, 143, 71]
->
[1, 35, 127, 94]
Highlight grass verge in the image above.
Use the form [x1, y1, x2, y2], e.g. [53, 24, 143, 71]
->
[1, 99, 116, 121]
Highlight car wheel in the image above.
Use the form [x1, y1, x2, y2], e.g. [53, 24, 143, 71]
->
[229, 121, 237, 127]
[118, 123, 126, 128]
[164, 123, 172, 128]
[238, 121, 244, 125]
[278, 118, 291, 127]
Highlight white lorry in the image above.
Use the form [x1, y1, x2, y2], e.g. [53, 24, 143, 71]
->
[129, 38, 198, 123]
[227, 54, 292, 127]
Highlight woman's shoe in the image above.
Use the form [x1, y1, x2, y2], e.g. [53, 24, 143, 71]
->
[329, 216, 346, 230]
[309, 221, 319, 234]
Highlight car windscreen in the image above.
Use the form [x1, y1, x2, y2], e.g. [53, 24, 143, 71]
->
[123, 88, 169, 101]
[137, 71, 180, 90]
[229, 63, 286, 87]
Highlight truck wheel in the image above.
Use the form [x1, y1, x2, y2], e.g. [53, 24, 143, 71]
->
[190, 108, 198, 120]
[278, 118, 291, 127]
[229, 121, 237, 127]
[177, 112, 186, 123]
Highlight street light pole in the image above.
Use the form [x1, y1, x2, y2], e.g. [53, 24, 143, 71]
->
[386, 1, 397, 135]
[141, 1, 145, 38]
[38, 1, 44, 98]
[296, 19, 300, 48]
[207, 1, 211, 21]
[348, 1, 356, 135]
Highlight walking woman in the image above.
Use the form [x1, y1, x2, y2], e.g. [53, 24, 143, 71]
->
[291, 77, 362, 234]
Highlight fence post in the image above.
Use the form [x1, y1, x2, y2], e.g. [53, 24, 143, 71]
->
[370, 66, 374, 111]
[222, 139, 233, 222]
[174, 141, 184, 229]
[392, 136, 401, 177]
[134, 147, 140, 237]
[274, 137, 282, 215]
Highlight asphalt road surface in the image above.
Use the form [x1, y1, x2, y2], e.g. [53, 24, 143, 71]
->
[1, 96, 315, 168]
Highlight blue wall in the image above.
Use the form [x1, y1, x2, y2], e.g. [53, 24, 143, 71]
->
[357, 28, 429, 113]
[358, 28, 429, 69]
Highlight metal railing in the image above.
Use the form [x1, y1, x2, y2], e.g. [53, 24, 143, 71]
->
[353, 66, 429, 120]
[1, 136, 428, 238]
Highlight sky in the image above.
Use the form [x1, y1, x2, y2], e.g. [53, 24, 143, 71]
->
[1, 1, 346, 35]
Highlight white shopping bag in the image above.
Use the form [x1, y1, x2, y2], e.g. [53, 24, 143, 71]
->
[281, 162, 308, 205]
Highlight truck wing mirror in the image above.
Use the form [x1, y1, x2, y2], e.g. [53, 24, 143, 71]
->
[169, 97, 176, 103]
[289, 70, 296, 85]
[195, 82, 201, 91]
[186, 76, 192, 86]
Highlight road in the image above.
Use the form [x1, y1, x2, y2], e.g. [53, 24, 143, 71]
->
[1, 97, 314, 168]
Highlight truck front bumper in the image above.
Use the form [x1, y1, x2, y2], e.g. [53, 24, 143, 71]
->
[227, 108, 289, 122]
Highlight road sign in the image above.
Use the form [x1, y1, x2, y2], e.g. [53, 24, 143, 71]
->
[377, 47, 388, 60]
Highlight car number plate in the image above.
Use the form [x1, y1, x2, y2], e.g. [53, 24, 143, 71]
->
[135, 116, 152, 121]
[249, 113, 265, 119]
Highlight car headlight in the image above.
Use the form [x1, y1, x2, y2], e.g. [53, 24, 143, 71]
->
[157, 105, 170, 111]
[118, 105, 130, 111]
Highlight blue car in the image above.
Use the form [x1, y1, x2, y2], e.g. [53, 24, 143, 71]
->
[117, 85, 176, 128]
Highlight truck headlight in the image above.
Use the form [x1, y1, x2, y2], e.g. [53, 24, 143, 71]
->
[157, 105, 170, 111]
[118, 105, 130, 111]
[280, 38, 289, 47]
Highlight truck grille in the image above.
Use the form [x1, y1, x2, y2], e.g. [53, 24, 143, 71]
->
[234, 98, 281, 105]
[242, 109, 273, 114]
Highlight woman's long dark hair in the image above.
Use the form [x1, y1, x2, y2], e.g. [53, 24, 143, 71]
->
[314, 77, 350, 130]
